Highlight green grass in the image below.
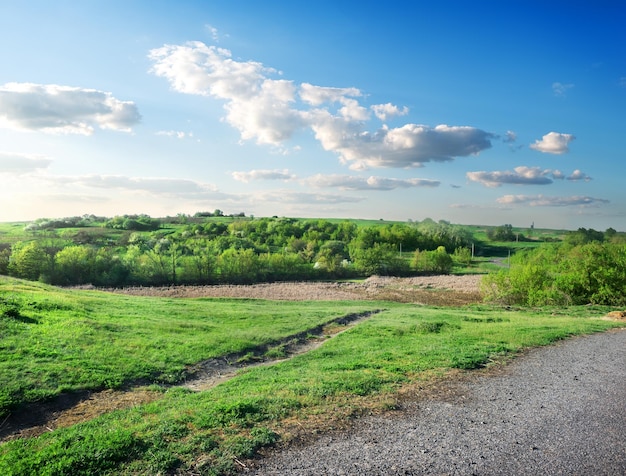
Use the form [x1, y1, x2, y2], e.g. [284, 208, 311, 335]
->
[0, 280, 621, 475]
[0, 277, 374, 415]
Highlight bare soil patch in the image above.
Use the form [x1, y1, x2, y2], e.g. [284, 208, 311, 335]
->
[100, 274, 484, 305]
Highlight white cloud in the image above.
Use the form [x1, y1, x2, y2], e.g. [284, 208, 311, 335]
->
[371, 103, 409, 121]
[54, 175, 220, 198]
[466, 166, 577, 187]
[313, 123, 494, 170]
[205, 24, 220, 41]
[567, 169, 592, 181]
[156, 130, 193, 139]
[0, 82, 140, 134]
[149, 42, 305, 146]
[305, 173, 439, 190]
[552, 82, 574, 97]
[497, 194, 609, 207]
[149, 41, 494, 168]
[529, 132, 575, 154]
[254, 189, 364, 204]
[299, 83, 362, 106]
[503, 130, 517, 143]
[231, 169, 296, 183]
[0, 152, 52, 175]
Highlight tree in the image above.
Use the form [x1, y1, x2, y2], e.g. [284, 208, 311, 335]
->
[486, 224, 517, 242]
[8, 242, 51, 281]
[315, 241, 349, 274]
[351, 243, 409, 276]
[53, 245, 95, 284]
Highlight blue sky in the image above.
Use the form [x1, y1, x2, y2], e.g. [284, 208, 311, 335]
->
[1, 1, 625, 230]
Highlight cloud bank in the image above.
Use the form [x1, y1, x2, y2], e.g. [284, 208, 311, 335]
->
[0, 83, 141, 135]
[497, 194, 609, 207]
[467, 166, 591, 187]
[149, 41, 494, 169]
[304, 174, 440, 190]
[0, 152, 52, 175]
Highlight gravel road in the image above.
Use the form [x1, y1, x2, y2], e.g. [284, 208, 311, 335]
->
[251, 329, 626, 475]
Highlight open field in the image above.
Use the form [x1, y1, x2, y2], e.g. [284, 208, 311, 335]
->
[1, 274, 624, 474]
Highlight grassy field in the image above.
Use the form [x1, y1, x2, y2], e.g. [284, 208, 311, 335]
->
[0, 276, 622, 475]
[0, 277, 375, 415]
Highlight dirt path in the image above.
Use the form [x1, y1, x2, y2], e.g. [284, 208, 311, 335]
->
[0, 310, 383, 443]
[1, 275, 483, 443]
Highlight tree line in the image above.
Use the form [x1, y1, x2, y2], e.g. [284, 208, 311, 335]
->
[1, 216, 475, 287]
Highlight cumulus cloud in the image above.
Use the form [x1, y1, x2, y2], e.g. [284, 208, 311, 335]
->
[566, 169, 592, 181]
[310, 121, 494, 170]
[305, 173, 439, 190]
[0, 152, 52, 174]
[530, 132, 575, 154]
[496, 194, 609, 207]
[371, 103, 409, 121]
[149, 41, 494, 168]
[0, 83, 140, 134]
[466, 166, 590, 187]
[231, 169, 296, 183]
[552, 82, 574, 97]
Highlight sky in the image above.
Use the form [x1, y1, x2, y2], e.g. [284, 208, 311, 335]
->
[0, 1, 625, 231]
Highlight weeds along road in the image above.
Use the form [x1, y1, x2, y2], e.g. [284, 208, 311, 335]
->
[251, 328, 626, 475]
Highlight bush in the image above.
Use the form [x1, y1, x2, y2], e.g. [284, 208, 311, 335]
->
[412, 247, 453, 274]
[482, 242, 626, 306]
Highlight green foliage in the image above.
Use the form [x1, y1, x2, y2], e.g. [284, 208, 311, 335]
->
[8, 242, 51, 281]
[412, 246, 453, 274]
[483, 242, 626, 305]
[105, 214, 161, 231]
[351, 243, 409, 276]
[564, 227, 605, 246]
[485, 224, 527, 242]
[452, 247, 472, 266]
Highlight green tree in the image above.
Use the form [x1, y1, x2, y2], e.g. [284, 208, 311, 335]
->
[53, 245, 96, 284]
[315, 241, 349, 275]
[8, 242, 51, 281]
[352, 243, 408, 276]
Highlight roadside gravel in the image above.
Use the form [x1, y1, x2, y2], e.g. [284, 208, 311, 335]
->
[250, 329, 626, 475]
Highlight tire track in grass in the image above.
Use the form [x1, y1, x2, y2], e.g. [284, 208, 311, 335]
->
[0, 309, 383, 442]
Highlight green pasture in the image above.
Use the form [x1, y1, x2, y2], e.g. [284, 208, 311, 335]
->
[0, 277, 374, 415]
[0, 277, 621, 475]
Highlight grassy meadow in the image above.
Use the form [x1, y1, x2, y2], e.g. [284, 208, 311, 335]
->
[0, 275, 622, 475]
